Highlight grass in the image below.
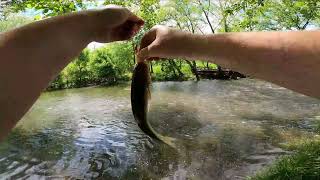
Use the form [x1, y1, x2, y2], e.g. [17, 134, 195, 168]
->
[249, 138, 320, 180]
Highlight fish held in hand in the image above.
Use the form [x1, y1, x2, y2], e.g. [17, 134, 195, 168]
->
[131, 62, 156, 139]
[131, 62, 176, 147]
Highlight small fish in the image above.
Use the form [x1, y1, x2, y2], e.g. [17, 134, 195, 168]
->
[131, 62, 176, 147]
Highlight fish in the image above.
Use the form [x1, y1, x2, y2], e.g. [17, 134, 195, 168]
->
[131, 62, 176, 147]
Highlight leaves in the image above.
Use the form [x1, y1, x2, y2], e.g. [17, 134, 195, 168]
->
[0, 14, 32, 32]
[8, 0, 91, 17]
[229, 0, 320, 31]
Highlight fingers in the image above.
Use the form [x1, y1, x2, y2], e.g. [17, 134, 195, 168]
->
[127, 13, 145, 26]
[122, 11, 144, 39]
[110, 6, 144, 26]
[117, 10, 144, 41]
[137, 47, 149, 62]
[139, 28, 157, 50]
[113, 15, 144, 41]
[136, 26, 165, 62]
[126, 10, 144, 31]
[115, 20, 140, 40]
[137, 40, 160, 62]
[137, 47, 158, 62]
[92, 5, 145, 43]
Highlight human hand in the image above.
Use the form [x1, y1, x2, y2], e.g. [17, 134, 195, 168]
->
[88, 5, 144, 43]
[137, 25, 191, 62]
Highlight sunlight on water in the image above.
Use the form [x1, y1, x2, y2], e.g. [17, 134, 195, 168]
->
[0, 79, 319, 179]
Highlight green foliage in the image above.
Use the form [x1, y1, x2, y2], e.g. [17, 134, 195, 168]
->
[228, 0, 320, 31]
[63, 49, 91, 87]
[103, 42, 134, 77]
[151, 60, 191, 81]
[250, 139, 320, 180]
[264, 0, 320, 30]
[88, 48, 117, 83]
[0, 14, 32, 32]
[48, 43, 135, 89]
[9, 0, 89, 17]
[48, 73, 64, 90]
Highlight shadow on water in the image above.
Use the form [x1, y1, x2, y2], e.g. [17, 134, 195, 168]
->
[0, 126, 76, 178]
[142, 104, 287, 179]
[0, 102, 181, 179]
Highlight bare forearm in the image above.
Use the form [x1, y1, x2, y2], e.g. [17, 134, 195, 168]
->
[183, 31, 320, 98]
[0, 12, 91, 138]
[140, 27, 320, 98]
[0, 6, 143, 140]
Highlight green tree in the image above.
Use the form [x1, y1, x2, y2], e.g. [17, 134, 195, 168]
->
[227, 0, 320, 31]
[48, 73, 65, 90]
[0, 14, 32, 32]
[158, 0, 203, 80]
[63, 49, 91, 87]
[264, 0, 320, 30]
[103, 42, 134, 80]
[89, 48, 117, 84]
[8, 0, 89, 17]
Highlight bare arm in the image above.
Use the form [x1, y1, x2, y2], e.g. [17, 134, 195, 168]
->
[138, 26, 320, 99]
[0, 6, 143, 140]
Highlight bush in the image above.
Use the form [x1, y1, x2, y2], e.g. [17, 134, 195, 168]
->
[89, 49, 117, 84]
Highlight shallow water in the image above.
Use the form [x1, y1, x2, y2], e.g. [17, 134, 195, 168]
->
[0, 79, 319, 179]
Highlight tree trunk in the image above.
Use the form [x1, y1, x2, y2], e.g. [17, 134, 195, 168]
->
[132, 44, 136, 64]
[223, 17, 229, 32]
[217, 65, 223, 79]
[193, 61, 200, 81]
[79, 66, 83, 86]
[169, 60, 184, 77]
[150, 62, 154, 73]
[198, 0, 215, 34]
[186, 60, 200, 81]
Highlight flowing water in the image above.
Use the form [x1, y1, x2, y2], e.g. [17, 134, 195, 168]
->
[0, 79, 319, 179]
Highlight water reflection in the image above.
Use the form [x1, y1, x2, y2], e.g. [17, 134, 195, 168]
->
[0, 79, 319, 179]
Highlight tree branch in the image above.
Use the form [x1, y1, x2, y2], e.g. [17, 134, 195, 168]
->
[301, 19, 310, 30]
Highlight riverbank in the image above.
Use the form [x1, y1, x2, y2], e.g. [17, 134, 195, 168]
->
[47, 69, 246, 91]
[250, 115, 320, 179]
[250, 137, 320, 180]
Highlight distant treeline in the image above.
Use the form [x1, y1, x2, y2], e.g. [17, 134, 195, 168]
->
[47, 42, 220, 90]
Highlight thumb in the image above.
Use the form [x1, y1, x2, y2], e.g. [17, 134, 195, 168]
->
[137, 46, 160, 62]
[137, 42, 162, 62]
[137, 47, 150, 62]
